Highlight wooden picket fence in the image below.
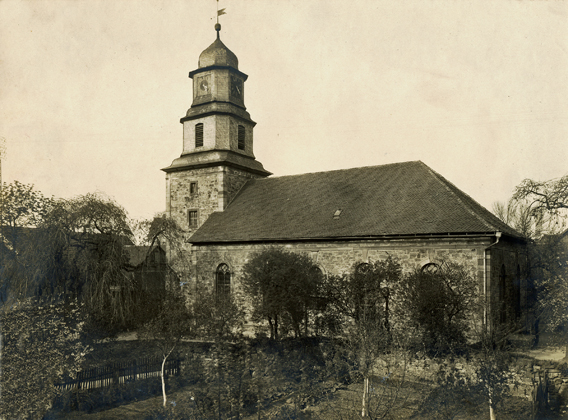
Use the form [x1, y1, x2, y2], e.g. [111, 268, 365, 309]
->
[56, 356, 181, 391]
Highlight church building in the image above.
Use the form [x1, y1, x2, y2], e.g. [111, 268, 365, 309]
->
[162, 24, 528, 332]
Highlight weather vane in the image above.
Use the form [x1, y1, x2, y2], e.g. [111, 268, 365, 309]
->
[214, 0, 226, 37]
[216, 0, 226, 25]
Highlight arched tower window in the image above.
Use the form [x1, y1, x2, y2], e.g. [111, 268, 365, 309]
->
[237, 125, 245, 150]
[216, 263, 231, 299]
[195, 123, 204, 147]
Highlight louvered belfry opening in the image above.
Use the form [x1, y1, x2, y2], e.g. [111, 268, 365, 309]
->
[237, 125, 245, 150]
[195, 123, 204, 147]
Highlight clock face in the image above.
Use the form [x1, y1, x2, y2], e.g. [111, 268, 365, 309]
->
[230, 75, 243, 100]
[197, 75, 210, 97]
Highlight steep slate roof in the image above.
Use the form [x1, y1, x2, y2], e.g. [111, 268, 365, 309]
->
[123, 246, 154, 268]
[190, 161, 520, 244]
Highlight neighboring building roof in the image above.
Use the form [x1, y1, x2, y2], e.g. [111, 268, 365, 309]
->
[190, 161, 521, 244]
[123, 245, 160, 268]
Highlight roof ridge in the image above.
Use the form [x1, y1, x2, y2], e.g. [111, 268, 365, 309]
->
[260, 160, 424, 181]
[420, 162, 508, 234]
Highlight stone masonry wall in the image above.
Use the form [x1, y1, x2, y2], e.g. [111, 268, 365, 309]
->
[192, 236, 491, 286]
[188, 237, 489, 324]
[486, 237, 530, 331]
[186, 235, 528, 335]
[166, 165, 261, 234]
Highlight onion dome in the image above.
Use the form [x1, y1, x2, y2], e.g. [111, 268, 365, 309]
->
[198, 24, 239, 69]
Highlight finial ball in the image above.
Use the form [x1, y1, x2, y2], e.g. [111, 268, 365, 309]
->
[215, 23, 221, 32]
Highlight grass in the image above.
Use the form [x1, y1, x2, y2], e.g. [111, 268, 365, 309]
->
[54, 377, 534, 420]
[50, 336, 551, 419]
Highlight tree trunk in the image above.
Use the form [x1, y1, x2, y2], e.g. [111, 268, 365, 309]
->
[161, 356, 168, 407]
[304, 304, 308, 337]
[564, 325, 568, 361]
[533, 318, 540, 348]
[267, 317, 274, 340]
[361, 376, 370, 417]
[257, 383, 262, 420]
[488, 387, 496, 420]
[274, 315, 279, 341]
[489, 402, 496, 420]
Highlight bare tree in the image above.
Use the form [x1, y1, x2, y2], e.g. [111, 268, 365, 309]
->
[139, 286, 192, 407]
[495, 175, 568, 354]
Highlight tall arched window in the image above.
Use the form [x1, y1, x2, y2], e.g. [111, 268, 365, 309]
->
[195, 123, 204, 147]
[355, 262, 370, 275]
[237, 125, 245, 150]
[514, 265, 522, 319]
[309, 266, 327, 311]
[499, 265, 507, 324]
[421, 263, 439, 274]
[216, 263, 231, 299]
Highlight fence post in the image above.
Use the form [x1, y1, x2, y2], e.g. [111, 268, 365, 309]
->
[113, 362, 119, 386]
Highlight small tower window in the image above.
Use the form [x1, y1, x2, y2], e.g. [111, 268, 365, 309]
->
[188, 210, 198, 228]
[195, 123, 204, 147]
[190, 182, 198, 196]
[237, 125, 245, 150]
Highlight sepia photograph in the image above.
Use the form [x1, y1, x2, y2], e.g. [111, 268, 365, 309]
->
[1, 0, 567, 418]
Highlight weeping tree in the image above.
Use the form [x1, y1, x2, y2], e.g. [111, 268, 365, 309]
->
[1, 183, 141, 335]
[41, 193, 136, 335]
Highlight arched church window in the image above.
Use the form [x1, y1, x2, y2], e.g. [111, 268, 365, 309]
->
[499, 265, 507, 323]
[314, 266, 324, 275]
[216, 263, 231, 299]
[514, 265, 522, 319]
[421, 263, 440, 274]
[237, 125, 245, 150]
[195, 123, 204, 147]
[310, 266, 324, 281]
[355, 262, 370, 275]
[309, 266, 327, 311]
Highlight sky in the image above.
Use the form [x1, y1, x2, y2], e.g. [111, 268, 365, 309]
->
[1, 0, 567, 221]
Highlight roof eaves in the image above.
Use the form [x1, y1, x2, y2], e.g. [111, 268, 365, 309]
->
[189, 231, 500, 246]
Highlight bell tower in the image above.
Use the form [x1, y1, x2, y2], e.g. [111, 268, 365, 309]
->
[162, 24, 271, 233]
